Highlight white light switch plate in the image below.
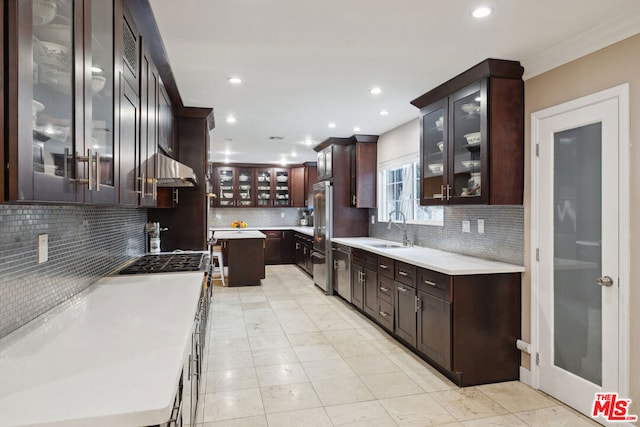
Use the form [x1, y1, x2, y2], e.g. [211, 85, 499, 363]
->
[371, 215, 375, 224]
[478, 219, 485, 234]
[37, 234, 48, 263]
[462, 220, 471, 233]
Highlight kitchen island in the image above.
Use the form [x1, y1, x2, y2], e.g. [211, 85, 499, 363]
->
[213, 230, 266, 286]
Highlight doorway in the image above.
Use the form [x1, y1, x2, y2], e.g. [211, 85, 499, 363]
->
[530, 84, 630, 420]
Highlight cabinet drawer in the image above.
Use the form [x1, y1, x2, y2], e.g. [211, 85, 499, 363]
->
[262, 230, 283, 239]
[395, 261, 417, 286]
[352, 249, 377, 270]
[378, 275, 394, 304]
[377, 299, 394, 331]
[377, 256, 395, 279]
[417, 268, 450, 301]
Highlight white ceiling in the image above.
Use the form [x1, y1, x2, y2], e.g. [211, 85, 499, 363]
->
[149, 0, 640, 165]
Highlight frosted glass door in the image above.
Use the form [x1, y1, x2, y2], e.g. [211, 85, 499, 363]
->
[536, 92, 621, 418]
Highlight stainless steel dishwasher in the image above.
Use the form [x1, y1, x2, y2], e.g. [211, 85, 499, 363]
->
[332, 244, 352, 302]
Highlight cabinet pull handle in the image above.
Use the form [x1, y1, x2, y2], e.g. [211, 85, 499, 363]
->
[398, 270, 408, 277]
[86, 149, 93, 190]
[379, 264, 388, 269]
[440, 184, 445, 200]
[379, 286, 389, 292]
[423, 280, 437, 287]
[138, 172, 145, 197]
[379, 311, 388, 317]
[398, 286, 408, 292]
[446, 184, 451, 200]
[94, 151, 100, 191]
[352, 195, 357, 205]
[415, 296, 420, 312]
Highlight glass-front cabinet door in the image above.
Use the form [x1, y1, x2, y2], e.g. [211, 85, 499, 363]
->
[448, 81, 487, 203]
[8, 0, 115, 202]
[420, 99, 446, 204]
[274, 168, 290, 206]
[217, 167, 235, 207]
[236, 168, 254, 207]
[86, 0, 115, 203]
[256, 168, 272, 207]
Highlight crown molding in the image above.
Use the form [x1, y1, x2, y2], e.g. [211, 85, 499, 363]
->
[522, 6, 640, 80]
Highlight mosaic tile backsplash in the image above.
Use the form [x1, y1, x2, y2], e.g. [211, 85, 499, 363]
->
[370, 205, 524, 265]
[0, 205, 146, 339]
[209, 207, 306, 230]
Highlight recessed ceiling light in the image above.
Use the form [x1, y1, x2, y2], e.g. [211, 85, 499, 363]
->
[370, 87, 382, 95]
[379, 110, 389, 116]
[291, 152, 297, 157]
[280, 159, 287, 166]
[471, 6, 492, 18]
[224, 157, 230, 164]
[91, 66, 103, 74]
[353, 127, 361, 132]
[224, 149, 231, 155]
[328, 123, 336, 128]
[226, 115, 237, 124]
[228, 76, 242, 84]
[304, 138, 313, 146]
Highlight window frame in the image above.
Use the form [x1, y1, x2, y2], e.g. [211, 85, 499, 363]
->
[377, 153, 444, 226]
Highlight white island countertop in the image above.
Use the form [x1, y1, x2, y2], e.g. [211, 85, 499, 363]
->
[0, 272, 203, 427]
[331, 237, 524, 275]
[211, 226, 314, 236]
[214, 230, 266, 239]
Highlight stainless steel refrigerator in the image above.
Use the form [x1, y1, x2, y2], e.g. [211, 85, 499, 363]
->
[312, 181, 333, 293]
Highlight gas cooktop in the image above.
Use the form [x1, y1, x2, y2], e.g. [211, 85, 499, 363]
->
[118, 252, 209, 274]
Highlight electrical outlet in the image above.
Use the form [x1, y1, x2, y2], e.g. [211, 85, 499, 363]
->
[37, 234, 48, 263]
[371, 215, 375, 224]
[281, 211, 285, 218]
[478, 219, 485, 234]
[462, 220, 471, 233]
[215, 214, 222, 220]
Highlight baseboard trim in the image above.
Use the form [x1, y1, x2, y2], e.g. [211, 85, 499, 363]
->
[519, 366, 532, 386]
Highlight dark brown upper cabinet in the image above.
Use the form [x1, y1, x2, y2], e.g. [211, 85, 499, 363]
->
[314, 135, 378, 210]
[5, 0, 117, 203]
[411, 58, 524, 206]
[349, 138, 377, 208]
[290, 162, 317, 208]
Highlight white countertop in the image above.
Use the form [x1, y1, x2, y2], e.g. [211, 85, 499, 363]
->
[211, 226, 314, 236]
[214, 230, 266, 239]
[0, 272, 203, 427]
[331, 237, 525, 275]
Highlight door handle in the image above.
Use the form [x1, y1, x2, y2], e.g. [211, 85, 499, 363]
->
[596, 276, 614, 287]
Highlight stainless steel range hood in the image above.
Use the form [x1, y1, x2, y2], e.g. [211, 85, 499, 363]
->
[156, 152, 198, 187]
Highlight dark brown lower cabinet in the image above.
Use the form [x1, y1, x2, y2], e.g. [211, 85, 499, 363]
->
[417, 290, 451, 370]
[351, 264, 364, 310]
[347, 251, 521, 387]
[362, 267, 378, 318]
[293, 232, 313, 275]
[394, 281, 417, 346]
[262, 230, 294, 265]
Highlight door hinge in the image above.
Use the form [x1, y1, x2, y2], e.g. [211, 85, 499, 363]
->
[536, 144, 540, 157]
[536, 248, 539, 261]
[536, 353, 540, 366]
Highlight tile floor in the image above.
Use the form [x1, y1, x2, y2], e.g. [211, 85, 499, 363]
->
[195, 265, 600, 426]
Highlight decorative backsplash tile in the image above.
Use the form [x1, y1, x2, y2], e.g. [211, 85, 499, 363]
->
[0, 205, 146, 339]
[370, 205, 524, 265]
[209, 207, 305, 230]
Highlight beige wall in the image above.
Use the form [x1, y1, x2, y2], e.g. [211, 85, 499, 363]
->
[524, 34, 640, 414]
